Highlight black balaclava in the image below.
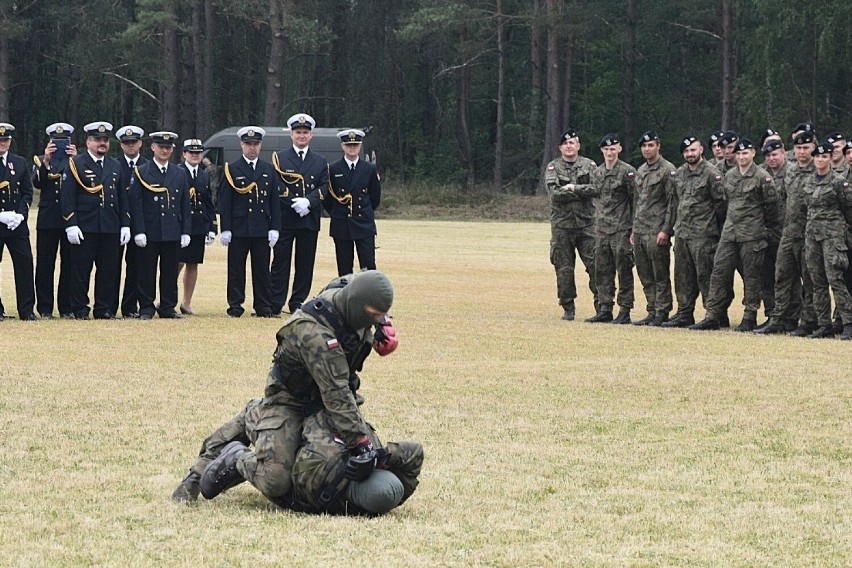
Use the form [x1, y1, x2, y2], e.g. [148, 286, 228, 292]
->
[333, 271, 394, 330]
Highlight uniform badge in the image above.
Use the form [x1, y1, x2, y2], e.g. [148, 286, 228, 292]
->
[377, 172, 381, 181]
[764, 177, 772, 183]
[547, 164, 555, 171]
[326, 338, 340, 349]
[669, 170, 677, 177]
[714, 175, 722, 181]
[627, 172, 634, 178]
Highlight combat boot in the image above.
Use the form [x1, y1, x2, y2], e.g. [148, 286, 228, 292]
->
[689, 317, 720, 331]
[754, 319, 785, 335]
[735, 317, 757, 332]
[200, 441, 249, 500]
[632, 313, 655, 326]
[783, 319, 799, 332]
[753, 319, 770, 332]
[809, 325, 836, 339]
[718, 313, 730, 328]
[561, 301, 576, 321]
[832, 318, 844, 335]
[611, 309, 631, 324]
[660, 313, 694, 328]
[648, 313, 669, 327]
[585, 310, 613, 323]
[790, 321, 817, 337]
[171, 471, 201, 503]
[841, 324, 852, 340]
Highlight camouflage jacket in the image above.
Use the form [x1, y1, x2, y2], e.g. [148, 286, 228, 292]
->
[803, 171, 852, 241]
[633, 156, 678, 235]
[781, 161, 815, 241]
[544, 155, 598, 230]
[267, 285, 373, 448]
[719, 163, 779, 243]
[672, 159, 726, 239]
[765, 162, 787, 242]
[591, 159, 635, 235]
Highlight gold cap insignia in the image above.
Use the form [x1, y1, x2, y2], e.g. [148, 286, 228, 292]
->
[247, 129, 255, 137]
[164, 134, 171, 140]
[98, 125, 106, 133]
[0, 127, 6, 136]
[56, 126, 64, 134]
[298, 116, 306, 124]
[348, 132, 357, 141]
[125, 129, 133, 136]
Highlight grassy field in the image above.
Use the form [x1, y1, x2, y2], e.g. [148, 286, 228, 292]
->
[0, 219, 850, 567]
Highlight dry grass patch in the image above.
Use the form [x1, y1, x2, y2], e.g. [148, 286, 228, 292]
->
[0, 219, 850, 566]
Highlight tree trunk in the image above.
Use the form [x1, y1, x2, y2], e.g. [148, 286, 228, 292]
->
[493, 0, 505, 192]
[202, 0, 215, 138]
[527, 0, 543, 151]
[623, 0, 637, 157]
[560, 35, 574, 130]
[458, 22, 476, 189]
[163, 0, 180, 130]
[0, 35, 9, 120]
[264, 0, 286, 125]
[539, 0, 561, 193]
[191, 0, 206, 137]
[720, 0, 734, 129]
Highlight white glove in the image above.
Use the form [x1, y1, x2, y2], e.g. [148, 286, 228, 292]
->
[134, 233, 147, 248]
[291, 197, 310, 217]
[65, 226, 84, 245]
[220, 230, 232, 247]
[0, 211, 14, 227]
[268, 229, 279, 248]
[180, 234, 191, 248]
[205, 231, 216, 246]
[6, 212, 23, 230]
[120, 227, 131, 246]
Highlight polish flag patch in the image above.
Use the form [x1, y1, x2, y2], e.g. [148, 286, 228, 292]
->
[326, 338, 340, 349]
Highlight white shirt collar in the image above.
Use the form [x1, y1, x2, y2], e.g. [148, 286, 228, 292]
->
[293, 145, 309, 155]
[153, 158, 169, 171]
[88, 151, 103, 162]
[243, 156, 256, 167]
[345, 158, 359, 168]
[125, 155, 139, 165]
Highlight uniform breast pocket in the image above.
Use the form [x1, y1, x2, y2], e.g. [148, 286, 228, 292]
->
[578, 174, 590, 185]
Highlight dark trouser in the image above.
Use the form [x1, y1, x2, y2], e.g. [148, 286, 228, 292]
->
[333, 236, 376, 277]
[832, 230, 852, 323]
[769, 236, 812, 324]
[137, 240, 180, 317]
[760, 238, 780, 318]
[805, 236, 852, 325]
[271, 228, 319, 313]
[0, 233, 35, 318]
[68, 232, 121, 318]
[550, 225, 597, 309]
[633, 233, 672, 317]
[672, 236, 717, 317]
[706, 239, 766, 320]
[227, 236, 272, 316]
[594, 231, 633, 311]
[120, 241, 142, 316]
[35, 228, 73, 317]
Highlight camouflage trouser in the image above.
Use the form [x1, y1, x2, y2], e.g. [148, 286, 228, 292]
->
[761, 238, 780, 318]
[706, 239, 766, 320]
[672, 236, 717, 317]
[594, 231, 634, 311]
[833, 229, 852, 322]
[187, 396, 303, 500]
[805, 236, 852, 325]
[550, 226, 597, 308]
[769, 236, 813, 324]
[633, 232, 672, 317]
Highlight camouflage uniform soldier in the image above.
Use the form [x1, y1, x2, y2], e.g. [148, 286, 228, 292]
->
[631, 130, 677, 326]
[661, 136, 725, 328]
[826, 132, 849, 178]
[544, 129, 598, 320]
[786, 122, 815, 163]
[708, 131, 725, 167]
[755, 139, 787, 327]
[802, 144, 852, 339]
[716, 131, 739, 175]
[691, 139, 779, 331]
[585, 133, 635, 324]
[756, 132, 818, 335]
[171, 271, 398, 503]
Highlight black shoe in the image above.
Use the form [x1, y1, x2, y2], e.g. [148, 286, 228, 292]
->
[561, 307, 575, 321]
[159, 312, 183, 319]
[200, 441, 249, 500]
[60, 313, 75, 320]
[94, 312, 116, 320]
[648, 314, 669, 327]
[689, 317, 720, 331]
[735, 318, 756, 332]
[39, 313, 54, 320]
[227, 309, 243, 318]
[809, 325, 836, 339]
[718, 314, 730, 328]
[660, 314, 694, 328]
[754, 321, 786, 335]
[791, 321, 817, 337]
[123, 312, 140, 319]
[832, 319, 844, 335]
[841, 324, 852, 341]
[74, 312, 90, 320]
[753, 319, 770, 332]
[20, 313, 37, 321]
[139, 313, 154, 320]
[287, 303, 302, 313]
[783, 319, 799, 332]
[179, 304, 196, 316]
[632, 313, 655, 326]
[585, 311, 613, 323]
[611, 309, 631, 324]
[171, 471, 201, 503]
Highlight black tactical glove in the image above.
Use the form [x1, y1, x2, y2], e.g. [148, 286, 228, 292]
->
[345, 437, 376, 481]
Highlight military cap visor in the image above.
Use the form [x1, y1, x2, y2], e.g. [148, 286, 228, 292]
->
[287, 113, 316, 130]
[84, 121, 113, 138]
[338, 129, 365, 144]
[183, 138, 204, 152]
[150, 131, 179, 146]
[238, 126, 265, 142]
[0, 122, 15, 138]
[117, 125, 144, 142]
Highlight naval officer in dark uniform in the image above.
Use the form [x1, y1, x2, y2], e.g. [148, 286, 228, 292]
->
[60, 121, 130, 319]
[177, 138, 217, 315]
[116, 125, 148, 318]
[128, 131, 191, 319]
[218, 126, 281, 317]
[270, 113, 328, 315]
[0, 123, 37, 320]
[322, 129, 382, 276]
[32, 122, 77, 319]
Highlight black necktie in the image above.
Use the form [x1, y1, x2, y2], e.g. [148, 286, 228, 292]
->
[96, 159, 103, 172]
[350, 163, 355, 172]
[298, 151, 305, 161]
[191, 168, 196, 180]
[129, 160, 135, 169]
[161, 166, 167, 174]
[0, 156, 6, 173]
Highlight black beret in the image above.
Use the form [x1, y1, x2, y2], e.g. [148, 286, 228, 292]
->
[759, 128, 779, 147]
[599, 133, 620, 147]
[812, 144, 833, 156]
[708, 130, 725, 145]
[793, 131, 815, 145]
[719, 130, 739, 146]
[559, 129, 579, 144]
[735, 138, 754, 152]
[825, 131, 845, 144]
[679, 136, 698, 153]
[792, 122, 815, 134]
[761, 139, 784, 155]
[639, 130, 659, 143]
